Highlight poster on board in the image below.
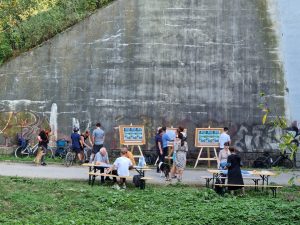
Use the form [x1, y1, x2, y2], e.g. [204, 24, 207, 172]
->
[166, 127, 187, 146]
[194, 128, 223, 147]
[119, 125, 146, 145]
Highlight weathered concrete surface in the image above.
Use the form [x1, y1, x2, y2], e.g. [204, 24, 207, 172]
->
[0, 0, 285, 151]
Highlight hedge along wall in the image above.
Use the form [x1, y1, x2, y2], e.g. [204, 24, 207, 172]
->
[0, 0, 114, 65]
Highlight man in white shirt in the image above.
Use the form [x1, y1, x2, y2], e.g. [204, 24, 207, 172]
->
[106, 147, 133, 190]
[219, 127, 231, 150]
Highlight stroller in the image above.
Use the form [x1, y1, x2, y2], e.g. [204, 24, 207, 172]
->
[55, 139, 70, 158]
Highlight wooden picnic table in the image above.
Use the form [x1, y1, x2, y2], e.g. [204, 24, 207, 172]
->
[207, 169, 275, 189]
[82, 163, 112, 185]
[82, 163, 152, 188]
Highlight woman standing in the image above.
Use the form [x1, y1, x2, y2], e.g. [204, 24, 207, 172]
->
[174, 132, 188, 182]
[227, 147, 244, 195]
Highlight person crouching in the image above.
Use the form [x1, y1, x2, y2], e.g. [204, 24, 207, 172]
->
[106, 147, 133, 190]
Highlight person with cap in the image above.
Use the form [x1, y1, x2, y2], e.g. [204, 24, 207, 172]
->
[71, 127, 84, 164]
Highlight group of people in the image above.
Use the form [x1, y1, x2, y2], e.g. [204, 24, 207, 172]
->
[35, 123, 244, 192]
[155, 126, 188, 182]
[218, 127, 244, 194]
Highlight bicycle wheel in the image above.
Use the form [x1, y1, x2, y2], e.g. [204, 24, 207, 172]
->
[65, 152, 74, 167]
[46, 147, 55, 159]
[253, 156, 269, 168]
[15, 146, 29, 158]
[277, 158, 294, 169]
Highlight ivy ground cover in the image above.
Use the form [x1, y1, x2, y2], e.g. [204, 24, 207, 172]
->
[0, 176, 299, 225]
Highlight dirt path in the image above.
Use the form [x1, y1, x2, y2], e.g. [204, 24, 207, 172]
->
[0, 162, 299, 186]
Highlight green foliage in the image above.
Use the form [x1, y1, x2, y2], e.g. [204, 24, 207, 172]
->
[259, 92, 298, 159]
[0, 177, 299, 224]
[0, 0, 114, 65]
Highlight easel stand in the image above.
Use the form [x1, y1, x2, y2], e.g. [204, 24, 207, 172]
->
[128, 145, 146, 165]
[194, 147, 219, 168]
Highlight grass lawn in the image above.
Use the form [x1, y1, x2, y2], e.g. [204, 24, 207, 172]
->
[0, 177, 299, 225]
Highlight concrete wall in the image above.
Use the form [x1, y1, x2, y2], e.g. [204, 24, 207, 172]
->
[0, 0, 285, 152]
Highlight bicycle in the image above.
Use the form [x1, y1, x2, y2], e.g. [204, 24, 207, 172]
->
[253, 150, 294, 169]
[65, 147, 91, 167]
[65, 148, 76, 167]
[15, 140, 39, 158]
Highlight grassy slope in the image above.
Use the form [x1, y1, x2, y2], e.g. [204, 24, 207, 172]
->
[0, 176, 299, 225]
[0, 0, 114, 65]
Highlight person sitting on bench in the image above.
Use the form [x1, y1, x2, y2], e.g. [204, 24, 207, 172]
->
[106, 147, 133, 190]
[125, 150, 136, 166]
[94, 147, 110, 183]
[227, 147, 245, 195]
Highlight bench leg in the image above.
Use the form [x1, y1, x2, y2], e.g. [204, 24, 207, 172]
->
[253, 179, 259, 191]
[270, 187, 277, 198]
[205, 179, 209, 188]
[88, 166, 92, 185]
[91, 175, 96, 186]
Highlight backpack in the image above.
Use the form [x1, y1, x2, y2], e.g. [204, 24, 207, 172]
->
[133, 175, 142, 187]
[214, 178, 225, 195]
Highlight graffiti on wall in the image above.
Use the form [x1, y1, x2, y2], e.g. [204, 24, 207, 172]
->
[0, 111, 49, 146]
[231, 124, 282, 152]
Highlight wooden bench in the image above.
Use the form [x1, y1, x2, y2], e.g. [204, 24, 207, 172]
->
[88, 172, 151, 189]
[214, 184, 283, 197]
[201, 176, 261, 189]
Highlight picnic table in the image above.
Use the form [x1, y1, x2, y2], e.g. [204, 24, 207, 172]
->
[82, 163, 152, 188]
[207, 169, 275, 189]
[82, 163, 111, 185]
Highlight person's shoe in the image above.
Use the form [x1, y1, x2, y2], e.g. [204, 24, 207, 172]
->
[171, 175, 177, 179]
[41, 162, 47, 166]
[112, 184, 120, 190]
[121, 184, 127, 190]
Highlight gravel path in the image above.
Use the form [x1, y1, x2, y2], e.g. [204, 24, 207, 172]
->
[0, 161, 299, 186]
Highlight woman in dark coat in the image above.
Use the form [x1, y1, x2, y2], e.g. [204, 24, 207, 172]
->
[227, 147, 244, 194]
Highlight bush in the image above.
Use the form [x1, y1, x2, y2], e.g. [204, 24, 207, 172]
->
[0, 0, 115, 65]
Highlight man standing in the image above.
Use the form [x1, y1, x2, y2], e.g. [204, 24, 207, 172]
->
[90, 122, 105, 162]
[71, 127, 83, 164]
[161, 127, 174, 163]
[219, 127, 231, 150]
[155, 128, 163, 173]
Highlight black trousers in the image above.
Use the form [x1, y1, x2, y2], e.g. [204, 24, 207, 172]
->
[112, 170, 125, 183]
[157, 149, 164, 172]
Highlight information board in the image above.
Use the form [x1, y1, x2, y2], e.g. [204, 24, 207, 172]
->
[119, 125, 145, 145]
[194, 128, 223, 147]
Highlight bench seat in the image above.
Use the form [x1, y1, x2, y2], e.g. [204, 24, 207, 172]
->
[201, 176, 261, 188]
[214, 183, 283, 197]
[88, 172, 151, 189]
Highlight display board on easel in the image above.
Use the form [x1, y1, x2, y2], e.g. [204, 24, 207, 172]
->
[194, 127, 223, 168]
[119, 125, 146, 163]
